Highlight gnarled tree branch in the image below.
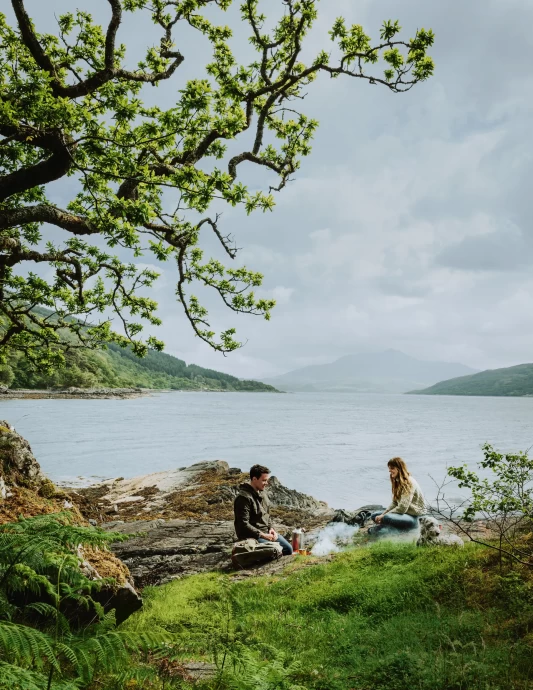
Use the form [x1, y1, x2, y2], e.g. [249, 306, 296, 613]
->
[0, 205, 96, 234]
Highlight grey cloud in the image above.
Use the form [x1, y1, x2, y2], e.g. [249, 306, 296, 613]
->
[376, 276, 432, 299]
[436, 228, 533, 272]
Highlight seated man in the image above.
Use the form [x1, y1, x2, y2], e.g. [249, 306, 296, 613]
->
[234, 464, 293, 556]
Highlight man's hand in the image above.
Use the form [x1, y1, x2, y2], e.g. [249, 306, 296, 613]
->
[259, 532, 275, 541]
[375, 514, 384, 524]
[268, 528, 278, 540]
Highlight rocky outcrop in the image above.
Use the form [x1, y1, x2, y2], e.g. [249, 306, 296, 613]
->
[105, 516, 323, 587]
[103, 519, 238, 586]
[0, 423, 497, 596]
[267, 475, 331, 514]
[68, 462, 333, 587]
[70, 461, 333, 528]
[0, 420, 45, 486]
[0, 422, 142, 622]
[0, 420, 65, 521]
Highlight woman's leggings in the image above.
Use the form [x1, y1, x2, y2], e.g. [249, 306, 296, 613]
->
[371, 511, 419, 531]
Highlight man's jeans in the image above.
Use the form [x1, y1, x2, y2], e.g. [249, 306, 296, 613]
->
[371, 510, 419, 531]
[258, 534, 293, 555]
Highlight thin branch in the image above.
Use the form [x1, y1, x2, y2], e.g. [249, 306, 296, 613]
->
[196, 215, 237, 259]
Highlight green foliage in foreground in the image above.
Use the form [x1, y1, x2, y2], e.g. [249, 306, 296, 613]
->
[3, 342, 278, 392]
[125, 543, 533, 690]
[444, 444, 533, 566]
[410, 363, 533, 396]
[6, 516, 532, 689]
[0, 513, 165, 689]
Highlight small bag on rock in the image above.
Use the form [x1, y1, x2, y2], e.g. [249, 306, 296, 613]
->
[231, 538, 283, 569]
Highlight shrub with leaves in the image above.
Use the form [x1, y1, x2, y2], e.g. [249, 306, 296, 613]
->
[0, 0, 434, 370]
[435, 444, 533, 567]
[0, 512, 166, 689]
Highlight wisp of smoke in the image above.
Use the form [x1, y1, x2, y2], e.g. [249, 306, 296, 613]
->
[311, 522, 359, 556]
[374, 526, 420, 544]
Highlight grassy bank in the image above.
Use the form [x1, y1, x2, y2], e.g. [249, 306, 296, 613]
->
[121, 541, 533, 690]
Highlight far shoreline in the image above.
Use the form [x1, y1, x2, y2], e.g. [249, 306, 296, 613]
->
[0, 388, 153, 400]
[0, 387, 283, 400]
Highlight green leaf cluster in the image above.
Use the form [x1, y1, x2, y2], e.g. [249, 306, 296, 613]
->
[0, 1, 434, 370]
[449, 444, 533, 522]
[447, 444, 533, 565]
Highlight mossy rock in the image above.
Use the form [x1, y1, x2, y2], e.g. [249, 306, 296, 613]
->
[39, 479, 57, 498]
[52, 490, 69, 500]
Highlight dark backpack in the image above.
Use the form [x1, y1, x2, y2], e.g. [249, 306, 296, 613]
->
[231, 538, 283, 569]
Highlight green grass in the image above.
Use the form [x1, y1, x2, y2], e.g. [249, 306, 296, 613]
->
[122, 542, 533, 690]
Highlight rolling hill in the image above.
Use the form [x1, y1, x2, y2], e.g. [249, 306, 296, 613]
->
[408, 363, 533, 397]
[0, 305, 278, 392]
[4, 344, 279, 393]
[261, 349, 477, 393]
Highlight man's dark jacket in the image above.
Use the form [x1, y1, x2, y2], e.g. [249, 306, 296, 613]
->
[234, 483, 272, 540]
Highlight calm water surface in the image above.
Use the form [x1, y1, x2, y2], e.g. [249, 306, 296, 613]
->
[1, 392, 532, 510]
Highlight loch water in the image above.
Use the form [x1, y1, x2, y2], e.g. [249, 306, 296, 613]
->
[1, 392, 532, 510]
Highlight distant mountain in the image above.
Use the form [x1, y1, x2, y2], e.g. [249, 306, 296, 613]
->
[408, 363, 533, 397]
[6, 343, 279, 393]
[261, 349, 477, 393]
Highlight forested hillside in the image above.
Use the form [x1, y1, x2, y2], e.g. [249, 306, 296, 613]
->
[1, 344, 278, 393]
[410, 363, 533, 396]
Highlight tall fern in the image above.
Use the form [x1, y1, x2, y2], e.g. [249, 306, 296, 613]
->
[0, 513, 167, 689]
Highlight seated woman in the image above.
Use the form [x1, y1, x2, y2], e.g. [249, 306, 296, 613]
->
[370, 457, 426, 534]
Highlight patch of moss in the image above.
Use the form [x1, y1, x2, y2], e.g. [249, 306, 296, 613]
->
[0, 485, 83, 524]
[82, 545, 130, 585]
[67, 483, 119, 522]
[38, 478, 57, 498]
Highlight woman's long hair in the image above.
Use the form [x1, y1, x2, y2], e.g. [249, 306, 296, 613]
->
[388, 457, 412, 502]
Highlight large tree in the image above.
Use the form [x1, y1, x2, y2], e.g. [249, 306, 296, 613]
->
[0, 0, 434, 369]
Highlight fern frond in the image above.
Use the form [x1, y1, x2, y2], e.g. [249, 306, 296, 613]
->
[72, 630, 170, 677]
[0, 621, 60, 671]
[66, 645, 92, 684]
[11, 564, 58, 600]
[95, 608, 117, 633]
[55, 642, 79, 667]
[0, 661, 50, 690]
[24, 601, 60, 621]
[0, 660, 81, 689]
[103, 663, 159, 686]
[0, 513, 155, 689]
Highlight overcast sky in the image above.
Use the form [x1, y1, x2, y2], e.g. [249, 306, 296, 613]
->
[15, 0, 533, 378]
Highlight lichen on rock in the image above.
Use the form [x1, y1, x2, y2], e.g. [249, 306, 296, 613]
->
[0, 420, 45, 489]
[0, 421, 74, 521]
[69, 461, 333, 530]
[0, 421, 141, 622]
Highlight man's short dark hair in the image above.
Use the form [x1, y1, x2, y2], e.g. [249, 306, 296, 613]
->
[250, 464, 270, 480]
